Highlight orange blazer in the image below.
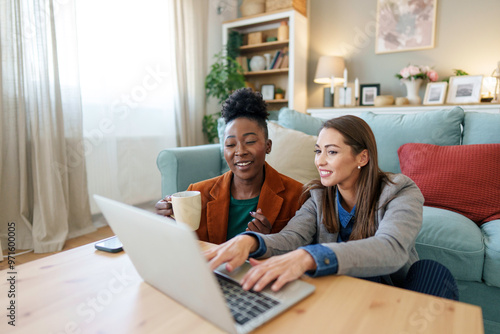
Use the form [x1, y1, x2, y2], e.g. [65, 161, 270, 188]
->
[188, 162, 303, 244]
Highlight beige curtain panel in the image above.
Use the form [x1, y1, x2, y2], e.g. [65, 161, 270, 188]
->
[0, 0, 95, 253]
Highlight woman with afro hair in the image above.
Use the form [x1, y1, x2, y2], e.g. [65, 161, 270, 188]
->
[156, 88, 303, 244]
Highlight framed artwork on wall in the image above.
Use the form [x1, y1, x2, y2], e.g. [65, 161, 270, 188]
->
[360, 84, 381, 106]
[334, 84, 356, 107]
[423, 82, 448, 105]
[446, 75, 483, 104]
[375, 0, 437, 54]
[261, 84, 275, 100]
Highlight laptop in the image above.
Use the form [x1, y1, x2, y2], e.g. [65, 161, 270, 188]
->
[93, 195, 315, 334]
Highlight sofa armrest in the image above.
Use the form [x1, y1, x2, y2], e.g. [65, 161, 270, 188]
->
[156, 144, 222, 197]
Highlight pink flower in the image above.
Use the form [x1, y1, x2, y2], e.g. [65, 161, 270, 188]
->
[427, 70, 438, 82]
[399, 67, 410, 79]
[408, 65, 420, 76]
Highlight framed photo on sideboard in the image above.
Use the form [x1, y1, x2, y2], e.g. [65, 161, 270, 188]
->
[360, 84, 381, 106]
[424, 82, 448, 105]
[446, 75, 483, 104]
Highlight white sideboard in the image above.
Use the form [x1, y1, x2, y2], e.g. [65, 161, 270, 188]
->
[307, 103, 500, 120]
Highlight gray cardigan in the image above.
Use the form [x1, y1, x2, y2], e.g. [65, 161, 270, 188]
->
[258, 173, 424, 281]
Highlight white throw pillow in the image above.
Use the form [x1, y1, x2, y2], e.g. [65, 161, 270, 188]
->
[266, 121, 319, 184]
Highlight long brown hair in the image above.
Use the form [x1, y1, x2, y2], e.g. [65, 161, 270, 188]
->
[299, 115, 392, 240]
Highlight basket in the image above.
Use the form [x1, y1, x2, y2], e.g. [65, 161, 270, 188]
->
[265, 0, 307, 17]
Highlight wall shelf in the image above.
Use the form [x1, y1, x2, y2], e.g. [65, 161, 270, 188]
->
[307, 103, 500, 119]
[240, 40, 289, 53]
[266, 99, 288, 104]
[244, 68, 289, 76]
[223, 10, 308, 112]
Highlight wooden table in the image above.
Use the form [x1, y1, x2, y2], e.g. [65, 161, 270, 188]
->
[0, 242, 483, 334]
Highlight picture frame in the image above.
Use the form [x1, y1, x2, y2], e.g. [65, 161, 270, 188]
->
[360, 84, 381, 106]
[446, 75, 483, 104]
[375, 0, 437, 54]
[423, 82, 448, 105]
[261, 84, 275, 100]
[334, 84, 356, 107]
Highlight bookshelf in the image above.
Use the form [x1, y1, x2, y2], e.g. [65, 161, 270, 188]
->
[222, 9, 308, 112]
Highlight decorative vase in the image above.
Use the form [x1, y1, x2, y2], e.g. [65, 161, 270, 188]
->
[403, 78, 423, 105]
[249, 55, 266, 72]
[263, 53, 271, 70]
[277, 21, 289, 41]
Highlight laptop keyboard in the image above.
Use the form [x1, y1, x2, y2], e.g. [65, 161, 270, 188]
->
[216, 274, 281, 325]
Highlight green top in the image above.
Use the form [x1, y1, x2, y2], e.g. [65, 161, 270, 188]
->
[226, 195, 259, 240]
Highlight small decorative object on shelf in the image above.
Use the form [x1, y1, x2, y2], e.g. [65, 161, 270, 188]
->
[261, 84, 275, 100]
[265, 0, 307, 17]
[249, 55, 266, 71]
[275, 87, 285, 99]
[277, 20, 289, 41]
[395, 97, 409, 105]
[395, 65, 438, 105]
[491, 61, 500, 103]
[374, 95, 394, 107]
[248, 31, 263, 45]
[240, 0, 265, 17]
[334, 84, 356, 107]
[359, 83, 380, 106]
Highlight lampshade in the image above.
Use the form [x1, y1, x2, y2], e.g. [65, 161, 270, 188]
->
[314, 56, 345, 85]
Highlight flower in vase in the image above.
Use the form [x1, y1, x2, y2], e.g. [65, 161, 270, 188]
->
[395, 65, 438, 82]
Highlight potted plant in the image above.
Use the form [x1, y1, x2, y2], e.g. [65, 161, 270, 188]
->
[203, 50, 245, 143]
[275, 87, 285, 100]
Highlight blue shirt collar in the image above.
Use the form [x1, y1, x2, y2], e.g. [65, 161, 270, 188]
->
[336, 188, 356, 228]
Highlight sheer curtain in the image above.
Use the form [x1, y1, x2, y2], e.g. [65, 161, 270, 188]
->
[76, 0, 207, 213]
[0, 0, 96, 253]
[170, 0, 208, 147]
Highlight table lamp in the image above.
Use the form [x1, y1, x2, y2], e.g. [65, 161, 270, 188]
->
[314, 56, 345, 107]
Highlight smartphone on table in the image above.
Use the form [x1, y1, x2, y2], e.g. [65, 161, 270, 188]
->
[94, 236, 123, 253]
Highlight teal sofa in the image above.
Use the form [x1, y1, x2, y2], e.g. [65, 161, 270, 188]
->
[157, 107, 500, 333]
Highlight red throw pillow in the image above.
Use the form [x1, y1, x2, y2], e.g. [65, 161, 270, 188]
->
[398, 143, 500, 226]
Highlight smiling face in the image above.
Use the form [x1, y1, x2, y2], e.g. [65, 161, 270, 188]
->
[315, 127, 367, 190]
[224, 117, 271, 184]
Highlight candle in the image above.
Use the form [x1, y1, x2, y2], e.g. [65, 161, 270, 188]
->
[355, 78, 359, 99]
[343, 68, 348, 87]
[330, 75, 335, 94]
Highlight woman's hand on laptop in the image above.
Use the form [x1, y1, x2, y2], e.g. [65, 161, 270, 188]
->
[241, 249, 316, 292]
[155, 196, 173, 217]
[204, 235, 258, 272]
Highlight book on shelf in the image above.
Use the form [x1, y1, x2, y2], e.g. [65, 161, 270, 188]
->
[279, 47, 289, 69]
[236, 56, 249, 72]
[280, 54, 289, 69]
[270, 47, 289, 70]
[269, 50, 281, 70]
[273, 52, 284, 69]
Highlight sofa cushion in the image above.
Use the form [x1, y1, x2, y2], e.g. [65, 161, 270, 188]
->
[481, 220, 500, 288]
[416, 206, 484, 282]
[398, 143, 500, 226]
[278, 108, 324, 136]
[266, 122, 319, 184]
[463, 112, 500, 144]
[359, 107, 464, 173]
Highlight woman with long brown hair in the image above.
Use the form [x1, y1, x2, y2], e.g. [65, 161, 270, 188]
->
[205, 115, 458, 300]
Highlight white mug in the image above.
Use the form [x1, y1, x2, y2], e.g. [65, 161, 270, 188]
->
[170, 191, 202, 231]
